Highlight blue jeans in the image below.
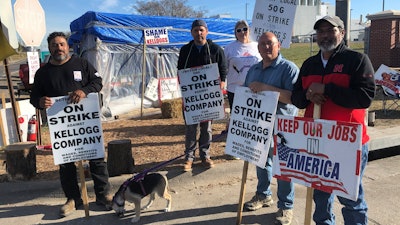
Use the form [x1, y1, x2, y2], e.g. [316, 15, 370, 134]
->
[313, 144, 369, 225]
[256, 147, 295, 209]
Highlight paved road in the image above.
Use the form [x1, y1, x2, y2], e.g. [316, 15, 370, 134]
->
[0, 153, 399, 225]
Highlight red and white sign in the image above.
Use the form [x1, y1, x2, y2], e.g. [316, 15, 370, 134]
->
[144, 27, 169, 45]
[273, 115, 362, 201]
[178, 63, 225, 125]
[47, 93, 105, 165]
[14, 0, 46, 46]
[225, 87, 279, 167]
[374, 64, 400, 97]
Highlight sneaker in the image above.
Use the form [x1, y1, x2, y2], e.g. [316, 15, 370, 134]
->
[60, 198, 82, 217]
[275, 208, 293, 225]
[201, 158, 214, 169]
[96, 194, 113, 210]
[244, 194, 273, 211]
[183, 160, 193, 172]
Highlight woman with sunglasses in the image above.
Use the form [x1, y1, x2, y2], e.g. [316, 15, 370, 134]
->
[224, 20, 261, 112]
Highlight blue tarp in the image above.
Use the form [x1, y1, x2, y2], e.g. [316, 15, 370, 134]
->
[69, 11, 241, 47]
[67, 11, 247, 118]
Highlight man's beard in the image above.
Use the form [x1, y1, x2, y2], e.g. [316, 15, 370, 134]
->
[318, 40, 336, 52]
[53, 54, 68, 62]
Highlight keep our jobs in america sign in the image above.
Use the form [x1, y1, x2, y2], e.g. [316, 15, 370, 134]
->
[273, 115, 363, 201]
[225, 87, 279, 168]
[46, 93, 105, 165]
[178, 63, 225, 125]
[251, 0, 298, 48]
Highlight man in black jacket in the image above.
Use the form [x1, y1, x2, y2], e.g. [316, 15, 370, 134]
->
[30, 32, 112, 217]
[291, 16, 375, 225]
[177, 19, 227, 172]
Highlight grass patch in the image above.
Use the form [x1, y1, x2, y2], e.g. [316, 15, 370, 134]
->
[281, 41, 365, 68]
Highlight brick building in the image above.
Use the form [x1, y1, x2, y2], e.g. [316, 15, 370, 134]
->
[366, 10, 400, 70]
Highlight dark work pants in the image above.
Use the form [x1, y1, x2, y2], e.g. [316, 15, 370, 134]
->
[227, 91, 235, 112]
[59, 158, 110, 201]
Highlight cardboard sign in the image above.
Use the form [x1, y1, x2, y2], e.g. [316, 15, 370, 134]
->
[225, 86, 279, 168]
[273, 115, 362, 201]
[144, 77, 159, 101]
[374, 64, 400, 97]
[144, 27, 169, 45]
[251, 0, 297, 48]
[159, 77, 181, 101]
[47, 93, 105, 165]
[178, 63, 225, 125]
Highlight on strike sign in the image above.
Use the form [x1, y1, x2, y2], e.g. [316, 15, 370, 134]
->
[178, 63, 225, 125]
[225, 87, 279, 168]
[251, 0, 297, 48]
[273, 115, 363, 201]
[46, 93, 105, 165]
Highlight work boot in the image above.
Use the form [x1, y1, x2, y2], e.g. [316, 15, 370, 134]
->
[183, 160, 193, 172]
[244, 194, 273, 211]
[275, 208, 293, 225]
[201, 158, 214, 169]
[59, 198, 82, 217]
[96, 194, 113, 210]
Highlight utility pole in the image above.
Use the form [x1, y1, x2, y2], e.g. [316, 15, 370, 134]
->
[336, 0, 351, 47]
[245, 2, 249, 20]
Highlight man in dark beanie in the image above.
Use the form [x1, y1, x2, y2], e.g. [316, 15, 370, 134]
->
[177, 19, 227, 172]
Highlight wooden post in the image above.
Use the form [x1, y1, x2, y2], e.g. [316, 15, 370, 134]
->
[0, 93, 6, 145]
[236, 161, 249, 225]
[3, 58, 22, 142]
[141, 32, 147, 117]
[77, 161, 90, 217]
[304, 104, 321, 225]
[36, 109, 42, 145]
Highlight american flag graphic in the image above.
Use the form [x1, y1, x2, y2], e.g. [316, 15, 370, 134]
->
[276, 143, 348, 194]
[277, 143, 298, 161]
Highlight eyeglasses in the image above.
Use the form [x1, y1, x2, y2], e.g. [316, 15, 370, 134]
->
[236, 27, 248, 33]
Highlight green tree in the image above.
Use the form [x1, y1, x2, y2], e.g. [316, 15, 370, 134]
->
[133, 0, 207, 18]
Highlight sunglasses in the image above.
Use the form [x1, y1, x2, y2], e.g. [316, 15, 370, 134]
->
[236, 27, 248, 33]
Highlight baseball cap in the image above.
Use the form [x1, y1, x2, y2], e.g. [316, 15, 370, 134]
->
[191, 19, 208, 30]
[314, 15, 344, 30]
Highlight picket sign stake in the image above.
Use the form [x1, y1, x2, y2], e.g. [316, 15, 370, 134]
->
[236, 161, 249, 225]
[304, 104, 321, 225]
[77, 160, 90, 217]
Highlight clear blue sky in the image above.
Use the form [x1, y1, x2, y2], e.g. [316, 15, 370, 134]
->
[9, 0, 400, 48]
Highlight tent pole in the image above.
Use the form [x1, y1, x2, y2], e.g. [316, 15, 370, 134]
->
[141, 33, 147, 117]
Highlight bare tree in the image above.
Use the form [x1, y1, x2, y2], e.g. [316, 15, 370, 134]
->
[133, 0, 207, 18]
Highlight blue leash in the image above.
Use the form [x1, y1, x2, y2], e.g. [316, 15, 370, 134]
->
[123, 129, 228, 185]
